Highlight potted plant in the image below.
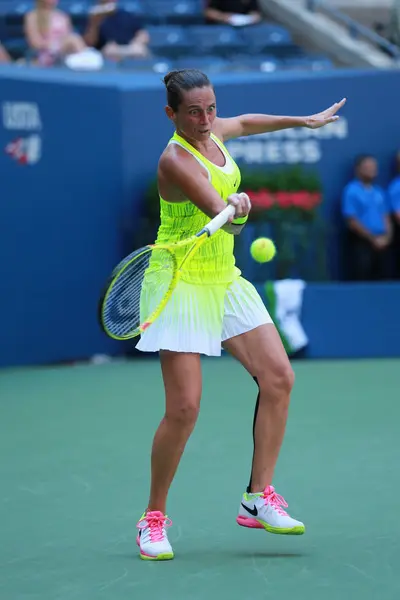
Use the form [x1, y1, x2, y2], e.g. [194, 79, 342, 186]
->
[236, 165, 329, 281]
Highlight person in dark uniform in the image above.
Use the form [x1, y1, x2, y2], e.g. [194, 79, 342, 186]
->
[342, 155, 392, 281]
[205, 0, 262, 25]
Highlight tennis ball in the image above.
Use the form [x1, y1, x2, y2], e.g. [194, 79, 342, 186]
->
[250, 237, 276, 263]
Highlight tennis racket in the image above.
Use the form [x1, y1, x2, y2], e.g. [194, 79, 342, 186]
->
[98, 204, 236, 340]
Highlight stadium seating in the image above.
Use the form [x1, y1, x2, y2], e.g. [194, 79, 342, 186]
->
[140, 0, 205, 25]
[146, 25, 194, 58]
[0, 0, 334, 72]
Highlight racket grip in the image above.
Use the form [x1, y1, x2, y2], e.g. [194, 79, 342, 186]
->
[204, 205, 236, 236]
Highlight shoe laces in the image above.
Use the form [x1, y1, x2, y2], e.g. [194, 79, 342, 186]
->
[262, 485, 289, 516]
[137, 510, 172, 543]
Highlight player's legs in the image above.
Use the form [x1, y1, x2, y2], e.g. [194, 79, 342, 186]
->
[137, 351, 202, 560]
[221, 278, 305, 534]
[148, 350, 202, 513]
[223, 323, 293, 491]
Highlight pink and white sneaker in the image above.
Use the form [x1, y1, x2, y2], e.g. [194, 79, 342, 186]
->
[136, 510, 174, 560]
[237, 485, 305, 535]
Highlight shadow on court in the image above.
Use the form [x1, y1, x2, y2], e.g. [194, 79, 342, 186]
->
[110, 549, 308, 561]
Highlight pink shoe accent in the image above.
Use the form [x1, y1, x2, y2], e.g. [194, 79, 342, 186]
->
[137, 510, 172, 543]
[236, 515, 263, 529]
[262, 485, 289, 516]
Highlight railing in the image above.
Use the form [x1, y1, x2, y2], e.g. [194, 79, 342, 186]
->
[306, 0, 400, 59]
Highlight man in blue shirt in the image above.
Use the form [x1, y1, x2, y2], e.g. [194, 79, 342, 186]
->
[388, 151, 400, 279]
[341, 155, 392, 281]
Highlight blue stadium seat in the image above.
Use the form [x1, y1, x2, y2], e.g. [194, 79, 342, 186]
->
[238, 22, 301, 57]
[187, 25, 247, 57]
[147, 25, 192, 58]
[6, 1, 34, 15]
[0, 2, 19, 18]
[142, 0, 204, 25]
[118, 0, 145, 17]
[282, 56, 334, 71]
[174, 55, 230, 73]
[239, 23, 292, 45]
[227, 54, 281, 72]
[119, 56, 174, 73]
[3, 36, 26, 59]
[59, 1, 89, 14]
[1, 4, 25, 35]
[0, 1, 29, 57]
[0, 1, 335, 73]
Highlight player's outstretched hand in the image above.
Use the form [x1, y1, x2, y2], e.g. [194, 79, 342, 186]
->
[304, 98, 347, 129]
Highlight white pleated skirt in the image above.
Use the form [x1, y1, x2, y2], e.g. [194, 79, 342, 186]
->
[136, 276, 272, 356]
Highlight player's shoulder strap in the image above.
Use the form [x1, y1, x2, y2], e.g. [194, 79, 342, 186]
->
[168, 131, 211, 181]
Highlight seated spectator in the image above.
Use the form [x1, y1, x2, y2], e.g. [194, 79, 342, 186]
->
[388, 150, 400, 278]
[341, 155, 392, 281]
[205, 0, 262, 26]
[24, 0, 86, 66]
[84, 0, 149, 60]
[0, 42, 12, 63]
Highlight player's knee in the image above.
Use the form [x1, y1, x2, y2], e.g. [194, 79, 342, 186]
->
[258, 363, 294, 403]
[166, 396, 200, 428]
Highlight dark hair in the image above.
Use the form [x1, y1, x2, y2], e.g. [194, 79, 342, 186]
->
[163, 69, 212, 112]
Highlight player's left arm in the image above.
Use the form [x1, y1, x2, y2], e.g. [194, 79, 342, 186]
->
[215, 98, 347, 141]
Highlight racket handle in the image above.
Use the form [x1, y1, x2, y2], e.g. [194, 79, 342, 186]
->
[203, 205, 236, 237]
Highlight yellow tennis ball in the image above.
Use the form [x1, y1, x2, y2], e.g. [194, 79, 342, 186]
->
[250, 237, 276, 263]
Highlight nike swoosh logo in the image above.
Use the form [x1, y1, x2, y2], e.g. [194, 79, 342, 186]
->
[241, 502, 258, 516]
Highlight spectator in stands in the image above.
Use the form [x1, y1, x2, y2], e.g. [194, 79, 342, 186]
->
[388, 150, 400, 278]
[341, 155, 392, 281]
[0, 42, 11, 63]
[83, 0, 149, 60]
[24, 0, 86, 66]
[205, 0, 262, 26]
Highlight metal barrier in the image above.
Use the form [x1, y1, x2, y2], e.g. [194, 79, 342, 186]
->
[306, 0, 400, 59]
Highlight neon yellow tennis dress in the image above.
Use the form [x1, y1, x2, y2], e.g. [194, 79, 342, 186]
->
[136, 131, 271, 356]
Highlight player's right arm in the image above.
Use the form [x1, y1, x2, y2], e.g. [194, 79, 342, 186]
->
[158, 145, 249, 221]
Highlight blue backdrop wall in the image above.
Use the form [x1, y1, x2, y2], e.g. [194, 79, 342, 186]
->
[1, 66, 399, 366]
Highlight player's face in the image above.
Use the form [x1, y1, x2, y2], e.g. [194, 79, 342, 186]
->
[171, 86, 217, 142]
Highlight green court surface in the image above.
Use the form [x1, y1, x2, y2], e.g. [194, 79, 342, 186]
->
[1, 357, 399, 600]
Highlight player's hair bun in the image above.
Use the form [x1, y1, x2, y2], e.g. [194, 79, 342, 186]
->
[163, 71, 180, 88]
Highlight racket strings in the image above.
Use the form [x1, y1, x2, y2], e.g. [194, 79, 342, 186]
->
[102, 247, 175, 338]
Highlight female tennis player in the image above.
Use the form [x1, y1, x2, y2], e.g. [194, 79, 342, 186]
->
[135, 69, 346, 560]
